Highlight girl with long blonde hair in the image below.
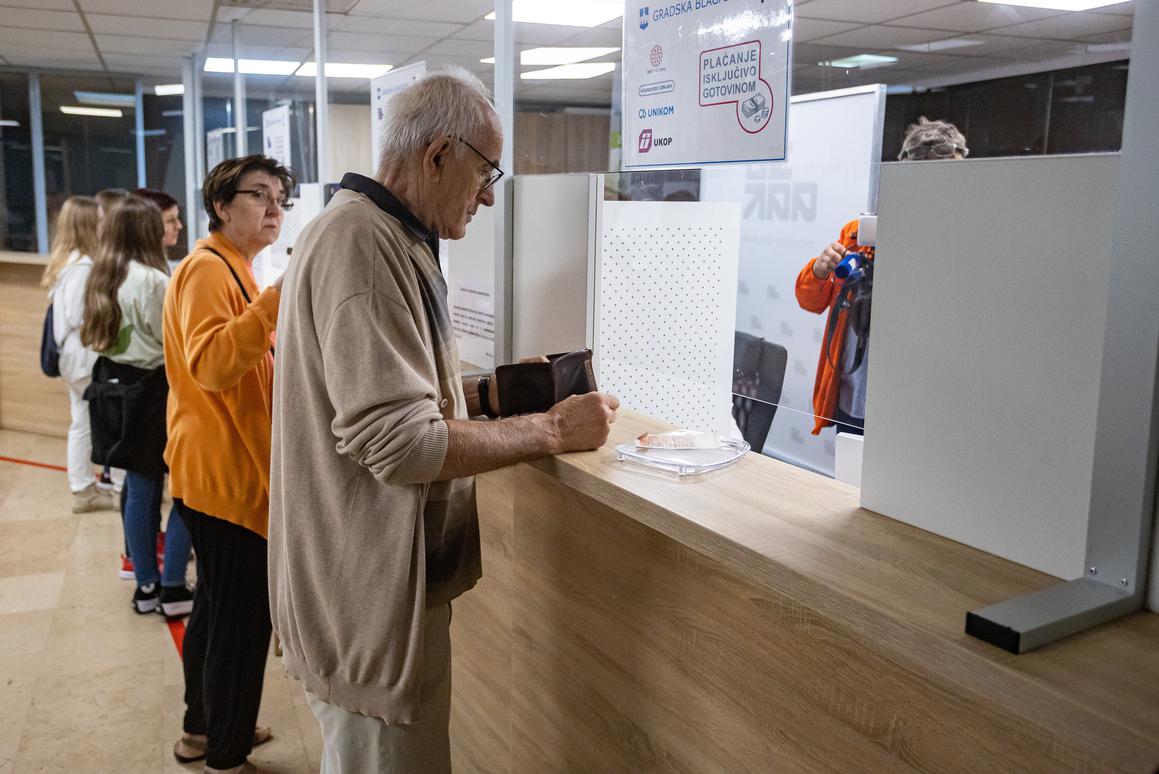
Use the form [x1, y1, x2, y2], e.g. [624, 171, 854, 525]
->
[42, 195, 114, 513]
[82, 195, 192, 617]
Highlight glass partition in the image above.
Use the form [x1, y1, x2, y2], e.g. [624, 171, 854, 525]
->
[0, 72, 34, 252]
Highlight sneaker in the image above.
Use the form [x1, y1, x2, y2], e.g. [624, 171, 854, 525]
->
[119, 553, 135, 581]
[159, 584, 194, 618]
[132, 582, 159, 614]
[72, 484, 115, 514]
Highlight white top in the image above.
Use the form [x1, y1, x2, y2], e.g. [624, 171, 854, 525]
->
[104, 260, 169, 370]
[48, 250, 98, 383]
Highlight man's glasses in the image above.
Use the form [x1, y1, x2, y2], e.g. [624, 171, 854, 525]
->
[235, 188, 294, 211]
[904, 142, 969, 160]
[456, 136, 504, 190]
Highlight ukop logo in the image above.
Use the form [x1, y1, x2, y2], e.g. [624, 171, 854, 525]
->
[639, 7, 649, 30]
[638, 129, 653, 153]
[649, 45, 663, 67]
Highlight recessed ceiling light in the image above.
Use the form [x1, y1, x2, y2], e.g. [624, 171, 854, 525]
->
[60, 106, 124, 118]
[204, 57, 299, 76]
[485, 0, 623, 28]
[0, 119, 19, 127]
[480, 47, 620, 66]
[820, 54, 899, 69]
[74, 91, 136, 107]
[977, 0, 1128, 10]
[898, 38, 985, 53]
[294, 62, 393, 79]
[154, 84, 185, 96]
[521, 63, 617, 80]
[1085, 41, 1131, 52]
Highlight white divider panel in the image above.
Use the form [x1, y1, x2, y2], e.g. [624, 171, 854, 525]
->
[861, 154, 1118, 580]
[594, 201, 740, 435]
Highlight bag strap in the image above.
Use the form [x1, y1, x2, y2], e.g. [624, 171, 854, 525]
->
[202, 246, 252, 303]
[201, 246, 274, 356]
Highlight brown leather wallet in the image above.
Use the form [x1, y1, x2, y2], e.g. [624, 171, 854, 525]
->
[495, 349, 597, 416]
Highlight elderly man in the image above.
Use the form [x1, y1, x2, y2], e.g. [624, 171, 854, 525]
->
[795, 116, 967, 437]
[270, 69, 618, 773]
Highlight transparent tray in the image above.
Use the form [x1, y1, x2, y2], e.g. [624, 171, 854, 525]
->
[614, 438, 750, 477]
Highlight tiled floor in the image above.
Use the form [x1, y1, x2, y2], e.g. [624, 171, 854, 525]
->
[0, 430, 323, 774]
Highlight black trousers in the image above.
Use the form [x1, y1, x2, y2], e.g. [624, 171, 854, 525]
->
[176, 499, 272, 770]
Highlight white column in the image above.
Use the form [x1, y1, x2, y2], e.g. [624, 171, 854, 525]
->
[492, 0, 515, 365]
[313, 0, 330, 184]
[182, 56, 199, 252]
[28, 73, 48, 253]
[232, 20, 247, 157]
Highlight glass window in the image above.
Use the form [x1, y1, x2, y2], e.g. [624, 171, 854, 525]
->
[39, 74, 139, 235]
[0, 73, 34, 252]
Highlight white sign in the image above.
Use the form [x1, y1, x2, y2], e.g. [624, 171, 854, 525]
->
[262, 104, 291, 167]
[370, 62, 426, 174]
[206, 127, 226, 171]
[623, 0, 792, 168]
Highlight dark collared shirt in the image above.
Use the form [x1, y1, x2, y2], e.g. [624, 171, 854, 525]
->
[339, 172, 441, 263]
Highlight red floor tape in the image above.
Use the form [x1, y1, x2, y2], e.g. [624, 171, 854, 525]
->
[168, 617, 187, 658]
[0, 454, 68, 472]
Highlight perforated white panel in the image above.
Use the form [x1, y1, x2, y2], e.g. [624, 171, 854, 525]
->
[595, 201, 740, 435]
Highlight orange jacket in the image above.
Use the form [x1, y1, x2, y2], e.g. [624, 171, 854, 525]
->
[794, 219, 871, 435]
[163, 232, 280, 537]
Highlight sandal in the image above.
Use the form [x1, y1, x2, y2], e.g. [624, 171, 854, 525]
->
[173, 727, 273, 764]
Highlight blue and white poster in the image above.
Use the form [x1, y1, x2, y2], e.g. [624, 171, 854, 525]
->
[370, 61, 426, 174]
[624, 0, 792, 167]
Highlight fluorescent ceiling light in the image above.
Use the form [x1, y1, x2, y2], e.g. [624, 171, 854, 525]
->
[154, 83, 185, 96]
[819, 54, 898, 69]
[74, 91, 136, 107]
[204, 57, 299, 76]
[481, 46, 620, 66]
[898, 38, 984, 53]
[485, 0, 623, 27]
[60, 106, 124, 118]
[977, 0, 1127, 10]
[1085, 41, 1131, 52]
[0, 119, 19, 127]
[295, 62, 393, 79]
[521, 62, 616, 80]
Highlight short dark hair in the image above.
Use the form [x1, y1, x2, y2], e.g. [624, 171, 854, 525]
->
[202, 155, 297, 232]
[134, 187, 179, 211]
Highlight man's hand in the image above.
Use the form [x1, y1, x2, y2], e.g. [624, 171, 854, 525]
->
[546, 392, 620, 453]
[812, 242, 847, 280]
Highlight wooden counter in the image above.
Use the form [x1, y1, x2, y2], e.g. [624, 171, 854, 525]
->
[449, 411, 1159, 773]
[0, 261, 68, 437]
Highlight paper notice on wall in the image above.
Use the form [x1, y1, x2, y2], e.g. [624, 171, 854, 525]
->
[450, 276, 494, 370]
[262, 104, 291, 167]
[207, 128, 226, 170]
[370, 62, 426, 174]
[623, 0, 792, 167]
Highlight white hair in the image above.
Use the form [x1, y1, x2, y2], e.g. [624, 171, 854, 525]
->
[898, 116, 968, 160]
[377, 67, 496, 176]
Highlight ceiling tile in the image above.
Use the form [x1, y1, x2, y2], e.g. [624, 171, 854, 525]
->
[94, 35, 203, 57]
[232, 9, 315, 29]
[793, 18, 863, 43]
[77, 0, 214, 22]
[1091, 1, 1133, 15]
[326, 31, 440, 54]
[343, 0, 491, 24]
[0, 44, 102, 69]
[422, 38, 494, 59]
[811, 24, 958, 49]
[212, 25, 313, 48]
[85, 15, 209, 40]
[989, 12, 1134, 40]
[0, 8, 85, 32]
[100, 53, 185, 76]
[889, 3, 1061, 32]
[0, 0, 74, 9]
[0, 28, 93, 50]
[1078, 29, 1132, 44]
[791, 0, 957, 25]
[329, 15, 461, 38]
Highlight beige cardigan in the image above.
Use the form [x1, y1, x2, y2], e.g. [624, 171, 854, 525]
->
[269, 187, 480, 722]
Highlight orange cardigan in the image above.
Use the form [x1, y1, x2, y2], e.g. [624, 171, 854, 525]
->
[163, 233, 280, 538]
[794, 219, 869, 435]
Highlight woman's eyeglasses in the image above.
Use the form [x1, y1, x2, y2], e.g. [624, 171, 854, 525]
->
[903, 142, 969, 160]
[235, 188, 294, 211]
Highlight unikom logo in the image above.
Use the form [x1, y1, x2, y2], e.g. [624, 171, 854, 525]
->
[649, 45, 663, 67]
[639, 7, 649, 30]
[638, 129, 653, 153]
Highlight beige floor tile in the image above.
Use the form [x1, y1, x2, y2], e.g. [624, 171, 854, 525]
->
[0, 518, 78, 578]
[0, 466, 74, 524]
[0, 654, 41, 774]
[0, 573, 64, 615]
[0, 610, 53, 660]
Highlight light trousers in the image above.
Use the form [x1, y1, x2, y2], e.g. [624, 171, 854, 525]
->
[306, 604, 453, 774]
[65, 377, 92, 492]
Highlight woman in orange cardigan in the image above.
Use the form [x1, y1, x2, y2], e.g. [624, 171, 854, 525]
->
[164, 155, 295, 774]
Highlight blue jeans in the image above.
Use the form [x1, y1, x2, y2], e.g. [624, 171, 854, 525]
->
[124, 470, 192, 588]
